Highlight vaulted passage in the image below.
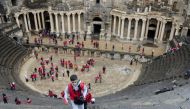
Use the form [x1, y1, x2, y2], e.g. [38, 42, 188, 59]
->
[94, 24, 101, 34]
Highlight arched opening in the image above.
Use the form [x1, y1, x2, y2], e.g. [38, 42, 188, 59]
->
[92, 17, 102, 40]
[187, 29, 190, 37]
[93, 17, 102, 22]
[3, 15, 8, 22]
[44, 11, 50, 31]
[11, 0, 17, 6]
[96, 0, 100, 4]
[13, 37, 18, 42]
[147, 24, 156, 41]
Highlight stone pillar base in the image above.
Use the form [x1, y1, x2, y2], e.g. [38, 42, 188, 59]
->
[140, 38, 144, 41]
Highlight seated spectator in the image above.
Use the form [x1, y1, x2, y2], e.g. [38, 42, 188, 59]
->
[48, 90, 57, 98]
[9, 82, 16, 90]
[26, 98, 32, 104]
[15, 97, 21, 105]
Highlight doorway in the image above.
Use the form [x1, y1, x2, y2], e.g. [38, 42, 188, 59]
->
[147, 24, 156, 41]
[94, 24, 101, 34]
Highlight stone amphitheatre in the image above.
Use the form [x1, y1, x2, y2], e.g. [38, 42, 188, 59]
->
[0, 0, 190, 109]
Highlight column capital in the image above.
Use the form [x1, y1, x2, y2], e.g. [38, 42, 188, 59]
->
[77, 11, 82, 15]
[128, 17, 132, 21]
[39, 10, 44, 13]
[135, 18, 139, 21]
[142, 18, 146, 22]
[32, 11, 37, 14]
[72, 12, 76, 15]
[60, 12, 64, 16]
[23, 12, 27, 15]
[175, 24, 180, 29]
[66, 13, 71, 16]
[14, 14, 20, 18]
[162, 20, 167, 24]
[121, 17, 125, 20]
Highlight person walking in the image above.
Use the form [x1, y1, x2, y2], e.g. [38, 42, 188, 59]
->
[64, 74, 88, 109]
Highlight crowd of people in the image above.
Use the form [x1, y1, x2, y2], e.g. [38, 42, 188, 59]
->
[1, 93, 32, 105]
[2, 30, 153, 109]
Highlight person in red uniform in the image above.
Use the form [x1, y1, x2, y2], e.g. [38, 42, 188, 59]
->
[26, 98, 32, 104]
[64, 74, 88, 109]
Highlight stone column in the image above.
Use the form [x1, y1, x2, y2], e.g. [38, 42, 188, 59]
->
[72, 13, 76, 32]
[67, 13, 71, 33]
[61, 13, 65, 34]
[113, 15, 116, 35]
[23, 13, 29, 32]
[37, 12, 42, 30]
[27, 13, 31, 30]
[169, 23, 175, 40]
[158, 22, 163, 40]
[154, 20, 160, 40]
[41, 11, 45, 29]
[55, 12, 59, 33]
[175, 25, 180, 36]
[33, 12, 39, 31]
[145, 18, 150, 39]
[78, 12, 81, 33]
[49, 12, 54, 33]
[133, 18, 139, 40]
[120, 17, 125, 39]
[15, 14, 20, 28]
[140, 18, 146, 41]
[159, 20, 167, 42]
[127, 18, 132, 40]
[0, 16, 2, 24]
[117, 16, 121, 36]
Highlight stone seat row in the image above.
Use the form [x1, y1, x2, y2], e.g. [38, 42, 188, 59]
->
[135, 44, 190, 85]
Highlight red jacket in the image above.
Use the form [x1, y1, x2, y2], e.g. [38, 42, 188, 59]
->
[68, 82, 84, 100]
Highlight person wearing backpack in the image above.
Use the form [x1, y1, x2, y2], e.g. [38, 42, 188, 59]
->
[64, 74, 88, 109]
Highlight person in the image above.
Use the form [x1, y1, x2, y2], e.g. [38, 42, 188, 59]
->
[67, 70, 70, 77]
[102, 66, 106, 74]
[2, 93, 8, 104]
[48, 90, 57, 98]
[26, 98, 32, 104]
[15, 97, 21, 105]
[25, 74, 29, 82]
[9, 82, 16, 90]
[64, 74, 88, 109]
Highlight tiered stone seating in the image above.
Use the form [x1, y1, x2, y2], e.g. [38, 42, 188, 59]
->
[1, 21, 190, 108]
[135, 44, 190, 85]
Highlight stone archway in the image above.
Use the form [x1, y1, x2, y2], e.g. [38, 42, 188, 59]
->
[147, 24, 156, 41]
[187, 29, 190, 37]
[92, 17, 103, 40]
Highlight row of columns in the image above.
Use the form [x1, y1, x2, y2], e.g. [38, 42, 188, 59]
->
[113, 16, 146, 41]
[15, 11, 46, 32]
[0, 16, 5, 24]
[49, 12, 82, 34]
[15, 11, 82, 34]
[112, 15, 180, 42]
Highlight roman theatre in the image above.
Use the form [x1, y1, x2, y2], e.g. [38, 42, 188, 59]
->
[13, 0, 176, 98]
